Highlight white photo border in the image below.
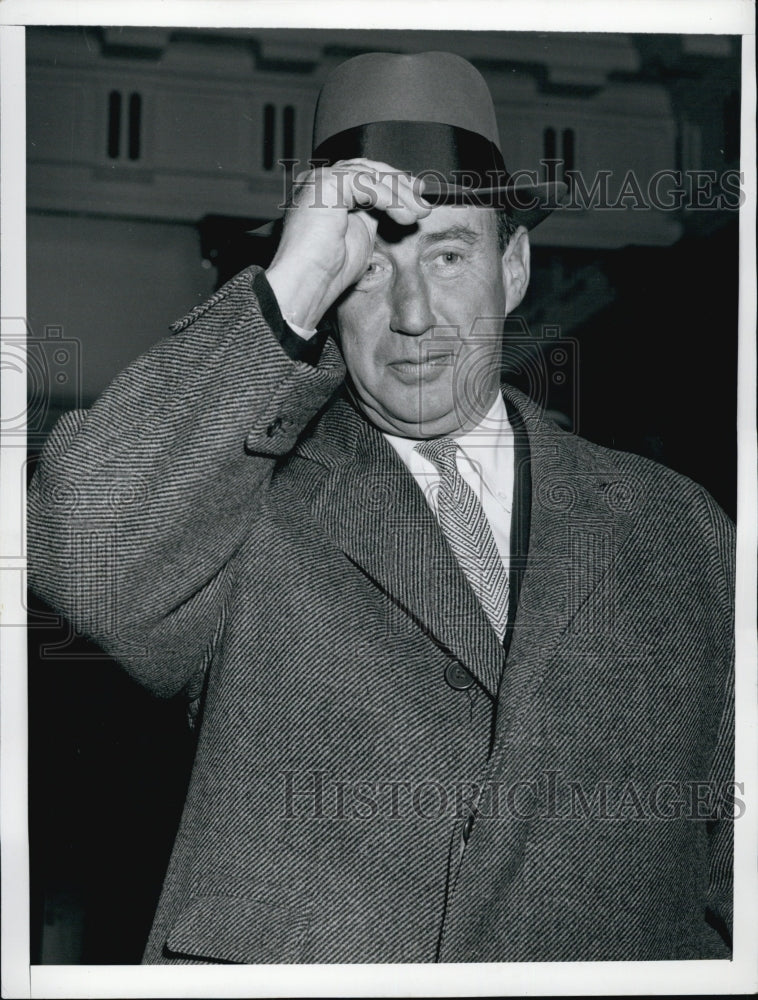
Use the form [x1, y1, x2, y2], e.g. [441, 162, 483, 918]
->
[1, 2, 756, 998]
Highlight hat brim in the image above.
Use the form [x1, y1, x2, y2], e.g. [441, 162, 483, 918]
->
[247, 179, 569, 239]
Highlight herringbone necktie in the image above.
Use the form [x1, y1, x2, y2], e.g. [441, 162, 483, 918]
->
[415, 437, 510, 641]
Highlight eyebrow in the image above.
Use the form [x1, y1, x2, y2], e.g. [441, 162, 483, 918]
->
[418, 225, 481, 248]
[373, 223, 483, 252]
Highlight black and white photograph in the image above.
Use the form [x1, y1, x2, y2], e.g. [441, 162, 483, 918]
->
[1, 2, 756, 997]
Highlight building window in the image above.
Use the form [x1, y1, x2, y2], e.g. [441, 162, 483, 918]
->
[283, 105, 296, 161]
[107, 90, 122, 159]
[263, 103, 276, 171]
[543, 127, 557, 182]
[543, 126, 575, 183]
[107, 90, 142, 161]
[128, 93, 142, 161]
[562, 128, 575, 175]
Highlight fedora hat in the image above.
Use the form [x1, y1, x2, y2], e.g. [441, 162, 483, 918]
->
[252, 50, 568, 235]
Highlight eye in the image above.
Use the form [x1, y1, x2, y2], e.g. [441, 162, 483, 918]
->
[435, 250, 463, 266]
[355, 258, 387, 289]
[363, 259, 385, 278]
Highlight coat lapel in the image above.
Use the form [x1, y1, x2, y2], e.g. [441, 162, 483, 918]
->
[497, 384, 637, 727]
[295, 393, 506, 697]
[292, 384, 635, 704]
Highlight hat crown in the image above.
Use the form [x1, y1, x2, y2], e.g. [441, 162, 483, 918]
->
[313, 51, 502, 152]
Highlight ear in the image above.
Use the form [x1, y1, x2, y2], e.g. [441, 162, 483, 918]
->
[501, 226, 530, 314]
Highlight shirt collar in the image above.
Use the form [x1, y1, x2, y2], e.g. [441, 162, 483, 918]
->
[453, 391, 514, 467]
[383, 391, 513, 466]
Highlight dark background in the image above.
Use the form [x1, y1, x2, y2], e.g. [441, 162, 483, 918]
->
[25, 27, 741, 963]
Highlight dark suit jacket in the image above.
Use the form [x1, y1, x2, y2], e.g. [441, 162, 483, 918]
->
[28, 265, 735, 963]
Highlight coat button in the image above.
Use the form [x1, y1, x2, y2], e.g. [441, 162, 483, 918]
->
[445, 661, 475, 691]
[462, 812, 475, 844]
[266, 417, 282, 437]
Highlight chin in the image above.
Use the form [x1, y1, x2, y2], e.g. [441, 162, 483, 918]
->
[388, 411, 460, 439]
[391, 389, 452, 423]
[391, 407, 453, 437]
[353, 380, 457, 436]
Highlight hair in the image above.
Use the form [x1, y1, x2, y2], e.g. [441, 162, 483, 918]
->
[495, 209, 519, 253]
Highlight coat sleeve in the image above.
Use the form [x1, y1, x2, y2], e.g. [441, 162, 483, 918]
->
[27, 265, 346, 698]
[697, 486, 736, 948]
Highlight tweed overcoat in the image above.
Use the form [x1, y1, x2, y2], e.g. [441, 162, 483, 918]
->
[28, 265, 735, 964]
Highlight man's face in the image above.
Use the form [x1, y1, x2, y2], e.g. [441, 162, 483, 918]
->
[335, 204, 528, 438]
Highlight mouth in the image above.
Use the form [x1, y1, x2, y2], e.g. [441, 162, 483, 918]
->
[387, 352, 454, 382]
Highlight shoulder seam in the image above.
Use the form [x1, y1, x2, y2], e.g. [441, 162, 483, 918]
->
[169, 266, 260, 334]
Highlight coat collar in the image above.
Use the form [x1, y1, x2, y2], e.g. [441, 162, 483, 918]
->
[298, 392, 507, 696]
[293, 385, 635, 701]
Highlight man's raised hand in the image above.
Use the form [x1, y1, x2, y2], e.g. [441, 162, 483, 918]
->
[266, 159, 431, 332]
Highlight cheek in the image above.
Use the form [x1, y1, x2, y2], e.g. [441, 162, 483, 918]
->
[435, 266, 505, 330]
[465, 268, 505, 316]
[335, 318, 380, 386]
[336, 296, 392, 373]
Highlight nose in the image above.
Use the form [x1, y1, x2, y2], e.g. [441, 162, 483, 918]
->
[388, 268, 435, 337]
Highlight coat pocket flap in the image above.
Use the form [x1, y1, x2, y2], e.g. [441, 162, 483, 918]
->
[165, 894, 311, 964]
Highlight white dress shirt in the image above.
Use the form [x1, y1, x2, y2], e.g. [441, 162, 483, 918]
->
[383, 392, 515, 572]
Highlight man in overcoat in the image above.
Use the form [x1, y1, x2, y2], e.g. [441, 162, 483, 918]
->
[28, 51, 735, 963]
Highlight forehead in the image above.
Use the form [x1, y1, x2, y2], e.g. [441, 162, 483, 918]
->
[374, 202, 498, 248]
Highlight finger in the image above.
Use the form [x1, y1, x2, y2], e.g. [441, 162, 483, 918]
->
[341, 166, 430, 223]
[367, 169, 431, 222]
[351, 208, 379, 246]
[291, 160, 432, 220]
[392, 171, 432, 220]
[337, 159, 430, 201]
[377, 179, 427, 225]
[332, 157, 431, 204]
[355, 178, 418, 224]
[342, 209, 380, 284]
